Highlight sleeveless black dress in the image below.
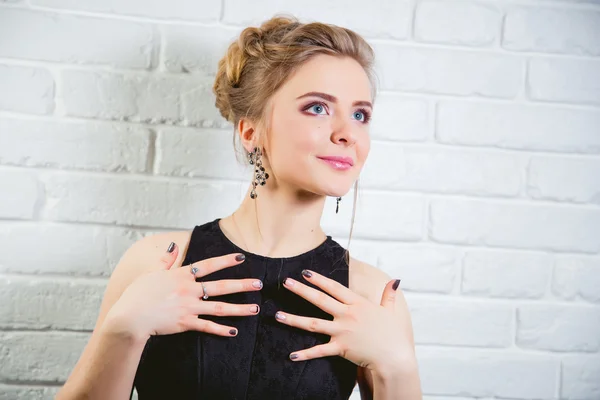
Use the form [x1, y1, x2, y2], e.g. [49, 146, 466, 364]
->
[133, 218, 358, 399]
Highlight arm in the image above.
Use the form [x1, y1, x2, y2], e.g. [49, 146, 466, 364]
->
[351, 259, 423, 400]
[56, 233, 190, 400]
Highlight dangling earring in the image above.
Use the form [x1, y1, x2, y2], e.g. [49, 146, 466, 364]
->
[335, 197, 341, 214]
[248, 147, 269, 199]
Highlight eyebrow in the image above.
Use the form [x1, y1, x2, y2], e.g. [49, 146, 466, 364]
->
[296, 91, 372, 109]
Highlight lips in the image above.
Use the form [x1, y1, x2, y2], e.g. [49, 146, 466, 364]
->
[317, 156, 354, 166]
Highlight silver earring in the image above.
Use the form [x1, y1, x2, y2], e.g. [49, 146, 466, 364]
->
[248, 147, 269, 199]
[335, 197, 341, 213]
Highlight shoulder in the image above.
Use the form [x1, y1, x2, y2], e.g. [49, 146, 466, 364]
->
[123, 230, 194, 274]
[348, 256, 391, 304]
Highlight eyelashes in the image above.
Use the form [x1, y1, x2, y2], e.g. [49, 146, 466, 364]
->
[301, 101, 371, 124]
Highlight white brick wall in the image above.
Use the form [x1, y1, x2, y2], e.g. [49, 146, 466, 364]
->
[0, 0, 598, 398]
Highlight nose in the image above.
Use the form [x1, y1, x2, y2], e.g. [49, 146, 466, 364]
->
[330, 116, 356, 147]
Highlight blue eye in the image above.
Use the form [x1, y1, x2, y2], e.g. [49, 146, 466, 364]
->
[307, 104, 327, 115]
[353, 111, 365, 121]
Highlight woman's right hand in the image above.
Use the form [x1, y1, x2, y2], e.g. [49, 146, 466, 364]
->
[104, 242, 261, 341]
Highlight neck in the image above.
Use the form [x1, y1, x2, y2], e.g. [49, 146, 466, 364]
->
[219, 184, 329, 258]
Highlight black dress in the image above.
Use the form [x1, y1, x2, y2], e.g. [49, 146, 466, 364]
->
[133, 218, 358, 399]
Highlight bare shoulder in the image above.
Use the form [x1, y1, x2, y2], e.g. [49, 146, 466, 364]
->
[348, 256, 391, 304]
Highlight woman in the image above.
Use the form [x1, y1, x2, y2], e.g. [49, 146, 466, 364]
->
[57, 16, 422, 400]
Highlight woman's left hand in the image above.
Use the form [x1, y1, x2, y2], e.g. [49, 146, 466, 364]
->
[276, 269, 414, 373]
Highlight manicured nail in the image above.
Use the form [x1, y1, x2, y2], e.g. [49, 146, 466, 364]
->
[229, 329, 238, 336]
[290, 353, 299, 360]
[392, 279, 401, 291]
[275, 311, 286, 321]
[167, 242, 175, 253]
[301, 269, 312, 278]
[235, 254, 246, 262]
[284, 278, 294, 286]
[252, 280, 263, 289]
[251, 305, 259, 313]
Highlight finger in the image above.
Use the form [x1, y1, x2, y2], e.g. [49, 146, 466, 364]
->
[193, 300, 261, 318]
[160, 242, 179, 270]
[299, 269, 359, 305]
[183, 316, 240, 337]
[198, 278, 263, 298]
[274, 311, 337, 336]
[289, 342, 340, 362]
[283, 277, 345, 316]
[188, 253, 246, 278]
[380, 279, 401, 309]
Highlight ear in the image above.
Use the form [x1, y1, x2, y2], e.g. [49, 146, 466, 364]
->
[237, 118, 259, 153]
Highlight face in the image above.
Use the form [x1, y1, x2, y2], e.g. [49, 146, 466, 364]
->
[256, 54, 372, 198]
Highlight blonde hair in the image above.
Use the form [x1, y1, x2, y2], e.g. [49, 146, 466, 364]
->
[212, 15, 376, 263]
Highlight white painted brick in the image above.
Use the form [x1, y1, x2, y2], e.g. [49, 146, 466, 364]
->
[369, 94, 430, 142]
[561, 356, 600, 400]
[528, 156, 600, 205]
[0, 9, 156, 69]
[374, 44, 523, 98]
[409, 298, 513, 347]
[164, 26, 240, 74]
[0, 118, 151, 173]
[30, 0, 221, 22]
[0, 222, 141, 276]
[0, 169, 40, 219]
[0, 276, 104, 330]
[60, 70, 227, 127]
[42, 173, 242, 228]
[322, 192, 425, 240]
[0, 332, 89, 382]
[553, 255, 600, 303]
[528, 57, 600, 106]
[517, 304, 600, 352]
[0, 64, 54, 115]
[462, 250, 552, 299]
[437, 100, 600, 154]
[361, 142, 524, 197]
[156, 127, 247, 180]
[414, 1, 501, 47]
[379, 246, 459, 294]
[222, 0, 412, 40]
[430, 198, 600, 253]
[0, 385, 58, 400]
[416, 347, 558, 399]
[503, 7, 600, 56]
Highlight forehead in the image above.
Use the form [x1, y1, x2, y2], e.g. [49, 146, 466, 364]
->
[277, 54, 373, 104]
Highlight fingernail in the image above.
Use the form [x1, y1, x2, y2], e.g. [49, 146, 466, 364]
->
[275, 311, 286, 320]
[290, 353, 299, 360]
[167, 242, 175, 253]
[229, 329, 238, 336]
[301, 269, 312, 278]
[284, 278, 294, 286]
[392, 279, 401, 291]
[251, 305, 259, 313]
[235, 254, 246, 262]
[252, 280, 263, 289]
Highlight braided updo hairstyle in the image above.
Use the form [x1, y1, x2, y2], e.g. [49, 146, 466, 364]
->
[212, 15, 376, 151]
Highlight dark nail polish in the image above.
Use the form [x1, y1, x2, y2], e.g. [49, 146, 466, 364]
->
[229, 329, 237, 336]
[167, 242, 175, 253]
[301, 269, 312, 278]
[392, 279, 401, 291]
[290, 353, 299, 360]
[235, 254, 246, 262]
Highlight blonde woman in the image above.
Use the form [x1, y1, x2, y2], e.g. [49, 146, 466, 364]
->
[58, 16, 422, 400]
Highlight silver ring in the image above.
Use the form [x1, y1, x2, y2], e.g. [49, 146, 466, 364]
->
[201, 282, 209, 300]
[190, 265, 199, 276]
